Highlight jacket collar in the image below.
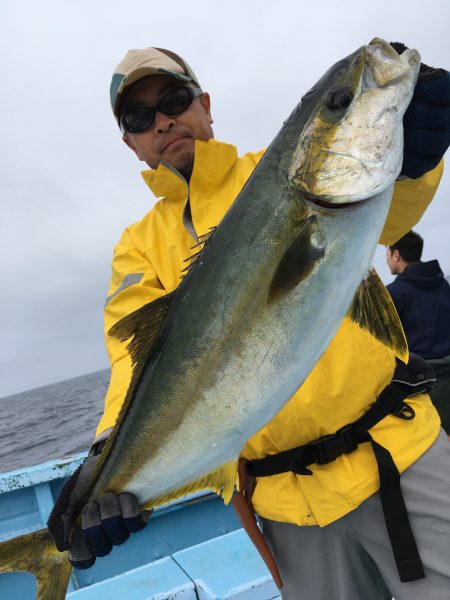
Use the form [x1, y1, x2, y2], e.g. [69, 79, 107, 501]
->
[141, 139, 238, 201]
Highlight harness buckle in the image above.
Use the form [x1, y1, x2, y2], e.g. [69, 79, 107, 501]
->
[310, 425, 358, 465]
[289, 451, 313, 475]
[392, 402, 416, 420]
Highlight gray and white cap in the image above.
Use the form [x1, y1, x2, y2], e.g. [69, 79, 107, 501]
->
[110, 47, 201, 122]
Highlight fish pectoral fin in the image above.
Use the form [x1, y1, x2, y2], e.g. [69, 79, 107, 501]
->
[268, 215, 325, 303]
[0, 528, 72, 600]
[347, 268, 408, 363]
[142, 458, 238, 511]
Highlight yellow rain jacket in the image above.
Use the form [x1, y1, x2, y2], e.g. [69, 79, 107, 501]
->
[97, 138, 443, 527]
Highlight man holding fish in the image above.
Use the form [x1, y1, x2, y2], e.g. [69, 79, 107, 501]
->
[2, 40, 449, 600]
[62, 41, 450, 599]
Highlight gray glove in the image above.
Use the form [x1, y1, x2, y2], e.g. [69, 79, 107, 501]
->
[48, 442, 150, 569]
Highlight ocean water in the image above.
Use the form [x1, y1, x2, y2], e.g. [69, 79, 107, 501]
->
[0, 370, 109, 474]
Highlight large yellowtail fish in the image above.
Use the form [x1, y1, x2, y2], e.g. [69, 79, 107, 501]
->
[0, 38, 419, 599]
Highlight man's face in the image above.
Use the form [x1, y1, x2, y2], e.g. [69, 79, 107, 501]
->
[121, 75, 214, 180]
[386, 247, 400, 274]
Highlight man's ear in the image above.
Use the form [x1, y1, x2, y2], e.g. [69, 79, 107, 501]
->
[200, 92, 214, 125]
[122, 133, 145, 161]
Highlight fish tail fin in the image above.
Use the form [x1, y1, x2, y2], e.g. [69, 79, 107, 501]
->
[0, 528, 72, 600]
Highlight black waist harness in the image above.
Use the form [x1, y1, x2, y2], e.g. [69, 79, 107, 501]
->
[246, 354, 436, 583]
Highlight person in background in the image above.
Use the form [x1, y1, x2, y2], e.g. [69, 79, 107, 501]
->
[48, 44, 450, 600]
[386, 230, 450, 434]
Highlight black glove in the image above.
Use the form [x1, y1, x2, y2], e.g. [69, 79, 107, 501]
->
[47, 449, 150, 569]
[391, 41, 450, 179]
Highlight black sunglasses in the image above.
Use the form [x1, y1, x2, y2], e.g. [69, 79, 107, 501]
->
[120, 86, 204, 134]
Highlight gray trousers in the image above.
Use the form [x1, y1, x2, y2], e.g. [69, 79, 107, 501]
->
[261, 429, 450, 600]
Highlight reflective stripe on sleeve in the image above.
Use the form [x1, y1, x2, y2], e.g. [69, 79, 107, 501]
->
[105, 273, 144, 307]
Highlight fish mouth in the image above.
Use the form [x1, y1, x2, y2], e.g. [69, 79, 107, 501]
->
[303, 192, 374, 212]
[365, 38, 421, 89]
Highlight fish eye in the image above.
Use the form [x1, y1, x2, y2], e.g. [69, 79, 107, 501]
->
[327, 88, 353, 110]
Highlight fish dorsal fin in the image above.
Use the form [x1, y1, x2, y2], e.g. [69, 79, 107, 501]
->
[181, 227, 216, 278]
[88, 292, 175, 492]
[109, 292, 175, 369]
[347, 268, 408, 363]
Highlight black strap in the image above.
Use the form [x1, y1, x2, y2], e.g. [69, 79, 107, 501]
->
[370, 437, 424, 581]
[246, 381, 417, 478]
[246, 363, 430, 582]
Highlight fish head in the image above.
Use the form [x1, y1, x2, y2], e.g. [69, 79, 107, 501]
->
[290, 38, 421, 206]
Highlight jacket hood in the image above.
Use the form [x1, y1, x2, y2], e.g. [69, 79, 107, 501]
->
[396, 259, 445, 289]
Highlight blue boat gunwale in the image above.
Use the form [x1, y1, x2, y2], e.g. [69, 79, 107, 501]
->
[0, 452, 215, 523]
[0, 453, 87, 494]
[0, 455, 279, 598]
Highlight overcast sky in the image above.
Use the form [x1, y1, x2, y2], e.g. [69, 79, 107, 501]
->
[1, 0, 450, 397]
